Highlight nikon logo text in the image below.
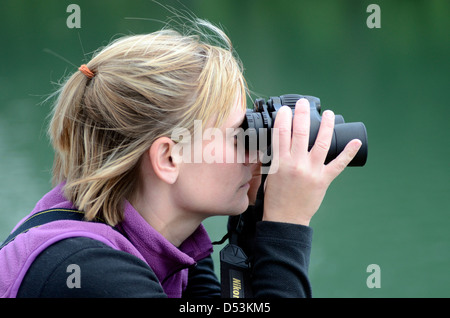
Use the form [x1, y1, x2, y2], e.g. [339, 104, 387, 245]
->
[232, 277, 242, 298]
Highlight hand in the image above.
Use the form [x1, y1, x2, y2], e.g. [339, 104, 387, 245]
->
[263, 98, 362, 226]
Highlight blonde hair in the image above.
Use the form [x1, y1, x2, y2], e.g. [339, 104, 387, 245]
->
[48, 20, 248, 225]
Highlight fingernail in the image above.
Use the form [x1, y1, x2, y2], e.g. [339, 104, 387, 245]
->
[323, 110, 334, 118]
[299, 98, 308, 104]
[353, 139, 362, 151]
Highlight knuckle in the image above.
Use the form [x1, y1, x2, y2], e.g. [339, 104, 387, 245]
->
[335, 160, 348, 172]
[292, 165, 318, 181]
[292, 164, 306, 175]
[280, 162, 306, 179]
[314, 139, 330, 151]
[306, 173, 328, 190]
[277, 126, 291, 135]
[295, 107, 309, 116]
[292, 128, 308, 138]
[332, 155, 351, 173]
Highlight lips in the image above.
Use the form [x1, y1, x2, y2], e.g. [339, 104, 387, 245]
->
[240, 175, 252, 188]
[240, 182, 250, 188]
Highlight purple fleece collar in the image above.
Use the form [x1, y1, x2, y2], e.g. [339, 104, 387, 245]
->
[118, 200, 213, 284]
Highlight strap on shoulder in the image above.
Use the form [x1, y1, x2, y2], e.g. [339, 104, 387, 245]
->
[0, 209, 91, 250]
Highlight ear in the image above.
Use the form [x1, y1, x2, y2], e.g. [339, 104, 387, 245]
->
[148, 137, 179, 185]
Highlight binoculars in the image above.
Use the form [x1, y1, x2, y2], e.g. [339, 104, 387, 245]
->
[241, 94, 368, 166]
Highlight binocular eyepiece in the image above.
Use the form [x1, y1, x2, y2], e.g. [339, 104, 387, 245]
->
[241, 94, 368, 166]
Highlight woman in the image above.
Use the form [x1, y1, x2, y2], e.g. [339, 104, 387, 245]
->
[0, 20, 361, 298]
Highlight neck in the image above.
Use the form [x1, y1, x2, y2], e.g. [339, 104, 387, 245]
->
[130, 181, 205, 248]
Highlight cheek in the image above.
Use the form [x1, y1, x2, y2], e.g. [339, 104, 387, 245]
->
[185, 163, 236, 196]
[175, 163, 247, 214]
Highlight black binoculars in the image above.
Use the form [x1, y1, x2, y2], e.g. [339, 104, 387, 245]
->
[241, 94, 368, 166]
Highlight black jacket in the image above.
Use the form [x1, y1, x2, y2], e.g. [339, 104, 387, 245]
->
[17, 219, 312, 298]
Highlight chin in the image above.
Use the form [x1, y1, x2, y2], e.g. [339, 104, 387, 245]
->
[227, 207, 247, 216]
[205, 194, 249, 217]
[227, 196, 250, 216]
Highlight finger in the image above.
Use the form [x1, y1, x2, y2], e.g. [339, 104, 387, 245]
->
[272, 106, 293, 157]
[324, 139, 362, 182]
[290, 98, 310, 159]
[309, 110, 335, 166]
